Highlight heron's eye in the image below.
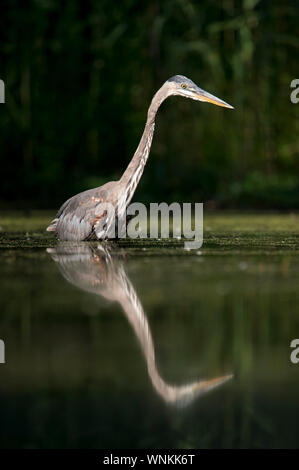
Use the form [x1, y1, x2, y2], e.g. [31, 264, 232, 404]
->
[181, 83, 187, 89]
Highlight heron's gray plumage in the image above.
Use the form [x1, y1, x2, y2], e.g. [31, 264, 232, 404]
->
[47, 75, 233, 241]
[47, 182, 118, 240]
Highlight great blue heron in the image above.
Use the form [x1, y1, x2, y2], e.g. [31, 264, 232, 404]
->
[47, 243, 232, 406]
[47, 75, 233, 241]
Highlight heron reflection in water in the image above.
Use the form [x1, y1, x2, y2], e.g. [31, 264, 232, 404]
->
[47, 244, 232, 406]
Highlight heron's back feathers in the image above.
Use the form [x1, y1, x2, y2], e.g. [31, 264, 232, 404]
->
[46, 218, 58, 231]
[47, 182, 118, 241]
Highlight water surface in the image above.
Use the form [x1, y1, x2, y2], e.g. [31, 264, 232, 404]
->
[0, 212, 299, 448]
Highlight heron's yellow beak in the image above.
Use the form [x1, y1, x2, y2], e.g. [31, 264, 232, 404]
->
[194, 87, 234, 109]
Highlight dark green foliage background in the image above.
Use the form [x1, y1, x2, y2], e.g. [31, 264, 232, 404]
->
[0, 0, 298, 208]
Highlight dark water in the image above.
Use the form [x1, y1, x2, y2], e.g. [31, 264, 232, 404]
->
[1, 227, 299, 448]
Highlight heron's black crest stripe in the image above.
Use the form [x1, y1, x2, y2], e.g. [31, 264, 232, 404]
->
[168, 75, 187, 83]
[167, 75, 197, 88]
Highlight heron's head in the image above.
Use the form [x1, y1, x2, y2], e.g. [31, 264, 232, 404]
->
[167, 75, 233, 109]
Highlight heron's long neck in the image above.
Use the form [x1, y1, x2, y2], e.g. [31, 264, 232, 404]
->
[120, 88, 167, 205]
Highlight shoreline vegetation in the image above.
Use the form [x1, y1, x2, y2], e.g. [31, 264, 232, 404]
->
[0, 2, 298, 209]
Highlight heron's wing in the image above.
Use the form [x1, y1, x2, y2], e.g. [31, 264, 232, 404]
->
[49, 184, 116, 240]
